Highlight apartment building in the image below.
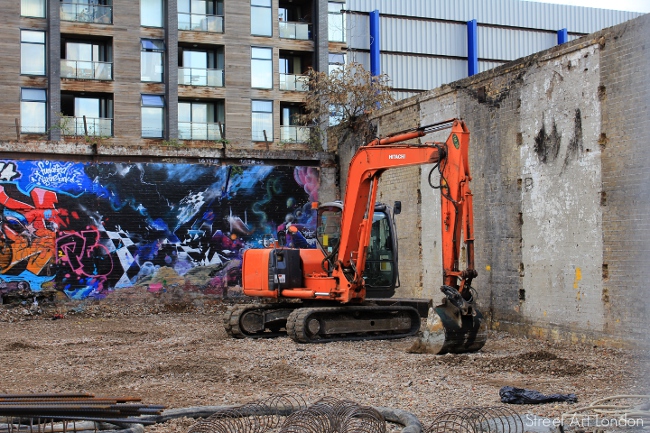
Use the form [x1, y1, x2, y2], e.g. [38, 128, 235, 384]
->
[5, 1, 640, 148]
[1, 0, 348, 149]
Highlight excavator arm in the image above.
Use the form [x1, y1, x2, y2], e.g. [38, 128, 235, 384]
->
[332, 119, 476, 305]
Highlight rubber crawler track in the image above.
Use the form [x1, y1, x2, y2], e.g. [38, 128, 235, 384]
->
[223, 304, 290, 339]
[286, 306, 421, 343]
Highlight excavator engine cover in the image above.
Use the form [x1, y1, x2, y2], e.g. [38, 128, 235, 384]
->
[269, 249, 303, 289]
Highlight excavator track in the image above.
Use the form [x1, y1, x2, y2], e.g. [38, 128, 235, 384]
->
[223, 304, 296, 339]
[286, 305, 421, 343]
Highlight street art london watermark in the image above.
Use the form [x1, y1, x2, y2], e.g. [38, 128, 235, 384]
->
[525, 413, 645, 429]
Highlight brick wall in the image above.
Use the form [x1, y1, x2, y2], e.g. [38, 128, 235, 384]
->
[599, 15, 650, 347]
[346, 13, 650, 348]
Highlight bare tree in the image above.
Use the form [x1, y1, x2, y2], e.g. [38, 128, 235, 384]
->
[296, 62, 394, 151]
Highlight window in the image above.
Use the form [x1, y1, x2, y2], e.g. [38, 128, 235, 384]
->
[141, 0, 164, 27]
[21, 30, 46, 75]
[178, 0, 224, 32]
[278, 1, 312, 40]
[21, 0, 46, 17]
[61, 39, 113, 80]
[60, 0, 113, 24]
[251, 0, 272, 36]
[328, 53, 345, 74]
[178, 46, 225, 86]
[178, 101, 225, 140]
[61, 93, 113, 136]
[141, 39, 165, 82]
[328, 2, 345, 42]
[141, 95, 165, 138]
[280, 103, 309, 142]
[279, 52, 310, 91]
[21, 88, 47, 133]
[252, 100, 272, 141]
[251, 47, 272, 89]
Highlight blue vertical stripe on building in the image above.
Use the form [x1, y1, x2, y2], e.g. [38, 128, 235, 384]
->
[467, 19, 478, 76]
[369, 10, 381, 76]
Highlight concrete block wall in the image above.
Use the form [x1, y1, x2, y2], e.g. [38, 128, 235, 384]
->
[599, 15, 650, 347]
[341, 13, 650, 348]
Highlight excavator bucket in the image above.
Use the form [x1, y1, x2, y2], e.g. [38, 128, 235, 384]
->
[409, 290, 487, 355]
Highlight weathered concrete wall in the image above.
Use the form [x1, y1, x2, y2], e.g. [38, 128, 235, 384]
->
[518, 44, 605, 340]
[599, 16, 650, 352]
[339, 13, 649, 348]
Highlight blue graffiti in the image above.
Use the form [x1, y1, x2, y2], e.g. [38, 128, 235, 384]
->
[0, 160, 319, 300]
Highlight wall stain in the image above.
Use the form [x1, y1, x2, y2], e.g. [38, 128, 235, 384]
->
[562, 109, 584, 172]
[534, 117, 562, 163]
[546, 71, 565, 99]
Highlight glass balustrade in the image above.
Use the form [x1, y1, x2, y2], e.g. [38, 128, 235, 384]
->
[280, 125, 310, 143]
[61, 117, 113, 137]
[60, 3, 112, 24]
[178, 13, 224, 32]
[279, 22, 311, 40]
[280, 73, 308, 91]
[61, 60, 113, 80]
[178, 68, 224, 87]
[178, 122, 223, 141]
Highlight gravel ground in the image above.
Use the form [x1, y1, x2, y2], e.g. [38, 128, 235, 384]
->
[0, 299, 647, 432]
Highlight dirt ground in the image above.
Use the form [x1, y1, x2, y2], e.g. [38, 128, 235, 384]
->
[0, 298, 647, 432]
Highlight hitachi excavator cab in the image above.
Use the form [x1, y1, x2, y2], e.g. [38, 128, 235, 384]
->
[317, 201, 398, 299]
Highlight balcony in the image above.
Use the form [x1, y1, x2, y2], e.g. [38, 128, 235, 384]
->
[178, 68, 224, 87]
[61, 117, 113, 137]
[279, 21, 311, 40]
[280, 73, 308, 92]
[61, 60, 113, 80]
[60, 3, 112, 24]
[178, 122, 223, 141]
[280, 125, 310, 143]
[178, 13, 224, 33]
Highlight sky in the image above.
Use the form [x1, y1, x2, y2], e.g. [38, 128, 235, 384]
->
[522, 0, 650, 12]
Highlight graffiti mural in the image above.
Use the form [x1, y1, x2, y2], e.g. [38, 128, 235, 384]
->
[0, 160, 319, 299]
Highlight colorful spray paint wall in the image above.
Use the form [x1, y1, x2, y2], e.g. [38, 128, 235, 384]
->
[0, 160, 319, 300]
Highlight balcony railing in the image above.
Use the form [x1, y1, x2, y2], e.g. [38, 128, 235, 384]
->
[61, 117, 113, 137]
[280, 73, 308, 91]
[60, 3, 112, 24]
[61, 60, 113, 80]
[279, 21, 311, 40]
[280, 125, 310, 143]
[178, 13, 224, 33]
[178, 68, 224, 87]
[178, 122, 223, 141]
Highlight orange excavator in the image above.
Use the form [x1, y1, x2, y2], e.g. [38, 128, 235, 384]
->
[224, 119, 487, 354]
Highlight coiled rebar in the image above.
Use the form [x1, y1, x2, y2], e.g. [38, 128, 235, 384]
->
[425, 406, 524, 433]
[187, 394, 307, 433]
[186, 395, 386, 433]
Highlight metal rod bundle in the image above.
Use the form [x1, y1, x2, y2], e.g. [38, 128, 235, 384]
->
[0, 393, 165, 432]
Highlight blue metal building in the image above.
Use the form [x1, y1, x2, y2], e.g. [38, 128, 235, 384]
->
[338, 0, 643, 98]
